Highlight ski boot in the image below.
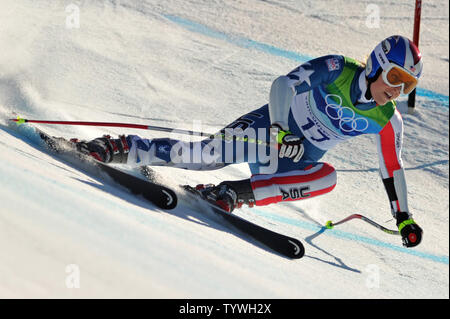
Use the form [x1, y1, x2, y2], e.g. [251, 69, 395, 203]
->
[396, 211, 423, 247]
[195, 179, 255, 213]
[70, 135, 131, 163]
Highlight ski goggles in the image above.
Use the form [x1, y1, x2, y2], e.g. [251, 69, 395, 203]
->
[374, 43, 419, 95]
[381, 64, 418, 95]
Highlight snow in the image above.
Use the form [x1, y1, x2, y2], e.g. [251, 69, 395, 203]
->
[0, 0, 448, 298]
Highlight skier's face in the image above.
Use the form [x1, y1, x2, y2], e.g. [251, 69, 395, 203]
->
[370, 73, 402, 105]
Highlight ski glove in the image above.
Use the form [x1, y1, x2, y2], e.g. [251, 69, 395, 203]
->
[396, 211, 423, 248]
[270, 124, 305, 163]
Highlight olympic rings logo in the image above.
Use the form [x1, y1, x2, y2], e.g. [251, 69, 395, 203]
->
[324, 94, 369, 133]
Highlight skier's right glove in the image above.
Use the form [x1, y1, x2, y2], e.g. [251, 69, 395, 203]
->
[396, 211, 423, 248]
[270, 123, 304, 163]
[73, 135, 131, 163]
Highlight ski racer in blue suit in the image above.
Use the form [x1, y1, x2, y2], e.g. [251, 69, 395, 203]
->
[76, 35, 424, 248]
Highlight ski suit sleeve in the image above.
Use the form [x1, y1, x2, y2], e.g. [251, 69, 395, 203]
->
[269, 55, 345, 130]
[376, 109, 409, 214]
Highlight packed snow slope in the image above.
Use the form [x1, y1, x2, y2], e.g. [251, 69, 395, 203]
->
[0, 0, 448, 298]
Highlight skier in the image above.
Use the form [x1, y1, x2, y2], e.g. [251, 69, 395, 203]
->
[75, 35, 423, 248]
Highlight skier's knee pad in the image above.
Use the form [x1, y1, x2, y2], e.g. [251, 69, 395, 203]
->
[250, 162, 337, 206]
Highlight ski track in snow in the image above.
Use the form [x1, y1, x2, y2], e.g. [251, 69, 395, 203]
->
[0, 0, 448, 298]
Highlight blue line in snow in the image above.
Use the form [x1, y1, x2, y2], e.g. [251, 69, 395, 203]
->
[252, 208, 449, 265]
[416, 87, 449, 106]
[164, 14, 449, 108]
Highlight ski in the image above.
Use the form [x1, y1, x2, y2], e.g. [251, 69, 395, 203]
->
[10, 122, 304, 258]
[183, 186, 305, 259]
[11, 123, 177, 210]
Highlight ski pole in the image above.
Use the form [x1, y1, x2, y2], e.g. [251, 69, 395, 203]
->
[10, 117, 213, 137]
[325, 214, 399, 235]
[10, 117, 273, 147]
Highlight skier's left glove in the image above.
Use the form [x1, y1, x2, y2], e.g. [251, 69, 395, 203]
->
[270, 123, 304, 163]
[396, 211, 423, 248]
